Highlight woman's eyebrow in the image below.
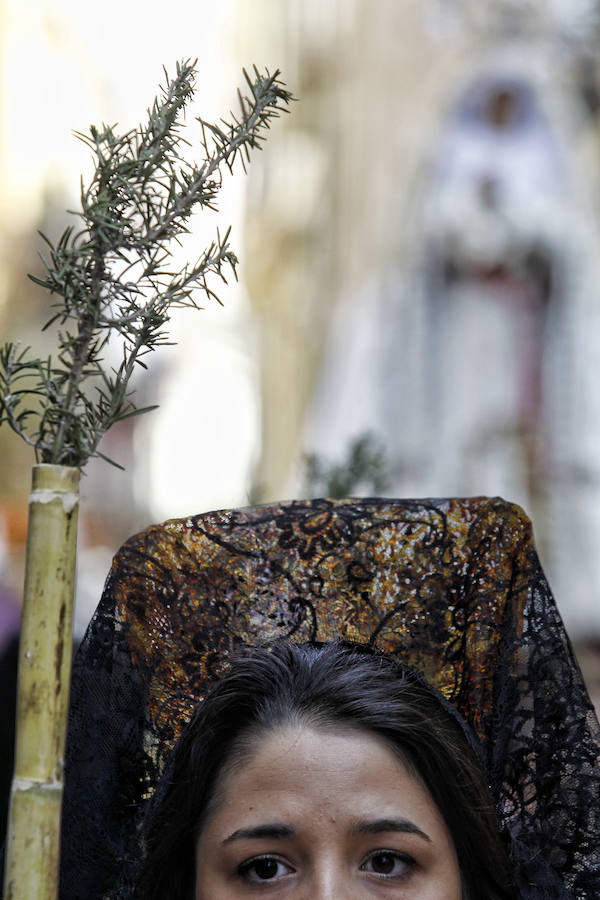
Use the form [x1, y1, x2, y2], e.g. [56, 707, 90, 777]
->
[353, 818, 432, 842]
[222, 823, 296, 844]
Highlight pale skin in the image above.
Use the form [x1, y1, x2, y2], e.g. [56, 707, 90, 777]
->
[195, 724, 463, 898]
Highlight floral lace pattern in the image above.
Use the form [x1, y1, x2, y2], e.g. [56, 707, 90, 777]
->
[60, 497, 600, 899]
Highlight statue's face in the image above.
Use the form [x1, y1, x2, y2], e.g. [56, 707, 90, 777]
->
[195, 724, 462, 899]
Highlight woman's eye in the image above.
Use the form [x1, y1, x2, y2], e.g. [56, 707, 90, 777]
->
[361, 850, 416, 879]
[238, 856, 295, 883]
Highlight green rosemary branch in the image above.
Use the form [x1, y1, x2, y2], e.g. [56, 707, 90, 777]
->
[0, 60, 293, 468]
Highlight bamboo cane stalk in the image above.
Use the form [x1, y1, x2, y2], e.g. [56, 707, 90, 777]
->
[3, 464, 80, 900]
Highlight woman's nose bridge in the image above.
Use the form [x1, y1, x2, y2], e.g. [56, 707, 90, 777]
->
[303, 852, 361, 900]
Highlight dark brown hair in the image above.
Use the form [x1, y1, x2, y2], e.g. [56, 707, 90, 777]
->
[132, 641, 514, 899]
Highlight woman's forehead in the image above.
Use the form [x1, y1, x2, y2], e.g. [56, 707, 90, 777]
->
[205, 724, 446, 838]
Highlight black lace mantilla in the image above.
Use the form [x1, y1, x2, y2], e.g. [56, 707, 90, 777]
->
[60, 497, 600, 898]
